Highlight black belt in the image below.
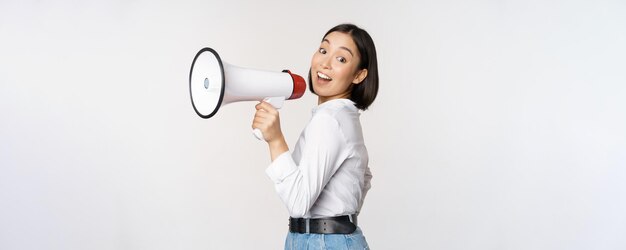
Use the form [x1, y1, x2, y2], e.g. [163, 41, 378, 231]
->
[289, 215, 357, 234]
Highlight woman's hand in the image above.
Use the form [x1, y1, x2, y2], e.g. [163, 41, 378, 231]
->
[253, 101, 284, 143]
[253, 101, 289, 161]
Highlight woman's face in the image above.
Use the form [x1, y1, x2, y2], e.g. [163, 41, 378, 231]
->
[310, 31, 367, 103]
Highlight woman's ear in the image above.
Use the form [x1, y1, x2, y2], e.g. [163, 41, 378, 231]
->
[352, 69, 368, 84]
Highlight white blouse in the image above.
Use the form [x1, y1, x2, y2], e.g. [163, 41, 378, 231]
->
[265, 99, 372, 219]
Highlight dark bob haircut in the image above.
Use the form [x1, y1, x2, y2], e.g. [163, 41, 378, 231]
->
[308, 23, 379, 110]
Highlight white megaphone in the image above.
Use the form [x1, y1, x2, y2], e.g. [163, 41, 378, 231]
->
[189, 47, 306, 140]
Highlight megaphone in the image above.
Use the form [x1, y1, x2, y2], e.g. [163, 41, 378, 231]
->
[189, 47, 306, 140]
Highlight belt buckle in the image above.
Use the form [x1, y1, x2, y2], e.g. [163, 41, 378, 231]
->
[305, 218, 310, 234]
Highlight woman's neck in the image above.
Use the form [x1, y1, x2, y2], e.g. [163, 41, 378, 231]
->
[318, 92, 351, 105]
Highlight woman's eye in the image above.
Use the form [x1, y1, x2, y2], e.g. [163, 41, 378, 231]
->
[319, 48, 327, 54]
[337, 57, 347, 63]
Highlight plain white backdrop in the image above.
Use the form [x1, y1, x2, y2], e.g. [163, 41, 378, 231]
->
[1, 0, 625, 249]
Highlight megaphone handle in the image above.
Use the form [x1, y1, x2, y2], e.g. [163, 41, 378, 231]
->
[253, 128, 265, 140]
[253, 97, 286, 141]
[264, 97, 285, 109]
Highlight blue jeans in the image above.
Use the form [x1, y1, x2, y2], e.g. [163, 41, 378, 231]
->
[284, 227, 370, 250]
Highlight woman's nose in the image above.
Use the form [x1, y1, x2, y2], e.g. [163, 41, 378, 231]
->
[320, 56, 332, 69]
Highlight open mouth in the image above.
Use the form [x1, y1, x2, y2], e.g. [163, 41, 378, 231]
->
[317, 72, 332, 81]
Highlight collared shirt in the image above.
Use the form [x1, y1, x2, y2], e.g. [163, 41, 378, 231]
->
[266, 99, 372, 219]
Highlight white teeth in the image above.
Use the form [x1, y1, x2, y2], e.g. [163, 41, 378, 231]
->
[317, 72, 332, 80]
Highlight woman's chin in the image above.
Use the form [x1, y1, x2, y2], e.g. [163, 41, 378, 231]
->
[312, 85, 329, 96]
[313, 80, 333, 92]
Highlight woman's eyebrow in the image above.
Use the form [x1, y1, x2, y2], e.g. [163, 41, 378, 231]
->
[323, 38, 354, 57]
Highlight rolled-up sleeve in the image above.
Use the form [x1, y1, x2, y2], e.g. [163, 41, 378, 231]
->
[265, 113, 349, 218]
[265, 152, 298, 184]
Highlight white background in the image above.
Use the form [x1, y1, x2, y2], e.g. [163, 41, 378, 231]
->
[1, 0, 625, 249]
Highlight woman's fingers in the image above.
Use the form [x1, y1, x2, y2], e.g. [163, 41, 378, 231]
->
[252, 107, 273, 129]
[252, 101, 282, 142]
[253, 116, 274, 129]
[255, 101, 278, 114]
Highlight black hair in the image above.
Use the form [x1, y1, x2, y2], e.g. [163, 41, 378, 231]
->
[308, 23, 379, 110]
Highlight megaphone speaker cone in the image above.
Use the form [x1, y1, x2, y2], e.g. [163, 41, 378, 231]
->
[189, 47, 225, 119]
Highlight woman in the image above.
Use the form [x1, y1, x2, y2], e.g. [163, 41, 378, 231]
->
[252, 23, 378, 249]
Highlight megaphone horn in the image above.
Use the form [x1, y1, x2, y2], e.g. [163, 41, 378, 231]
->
[189, 47, 306, 139]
